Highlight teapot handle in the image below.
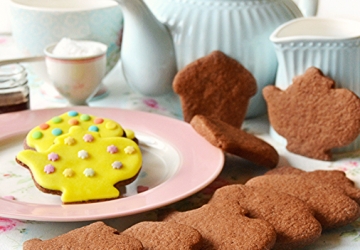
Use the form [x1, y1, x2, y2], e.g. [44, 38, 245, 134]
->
[297, 0, 318, 17]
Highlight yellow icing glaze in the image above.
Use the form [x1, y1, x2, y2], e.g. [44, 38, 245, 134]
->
[26, 111, 125, 152]
[124, 129, 135, 140]
[17, 126, 142, 203]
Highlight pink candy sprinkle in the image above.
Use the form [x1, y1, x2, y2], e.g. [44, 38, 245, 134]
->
[107, 145, 118, 154]
[48, 152, 59, 161]
[83, 134, 94, 142]
[44, 164, 55, 174]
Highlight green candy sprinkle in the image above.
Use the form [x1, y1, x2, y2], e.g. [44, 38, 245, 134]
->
[52, 117, 63, 124]
[80, 114, 91, 121]
[32, 131, 43, 139]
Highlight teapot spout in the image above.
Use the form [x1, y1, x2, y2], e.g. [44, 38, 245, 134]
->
[115, 0, 177, 96]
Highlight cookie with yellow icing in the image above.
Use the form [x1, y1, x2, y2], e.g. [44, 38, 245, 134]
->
[16, 126, 142, 204]
[25, 110, 134, 152]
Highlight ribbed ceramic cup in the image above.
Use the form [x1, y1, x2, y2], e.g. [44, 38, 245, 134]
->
[270, 17, 360, 154]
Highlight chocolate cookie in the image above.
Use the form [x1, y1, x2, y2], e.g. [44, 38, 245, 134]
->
[23, 222, 143, 250]
[123, 221, 203, 249]
[263, 67, 360, 160]
[266, 166, 360, 204]
[246, 172, 360, 229]
[173, 51, 257, 128]
[190, 114, 279, 168]
[209, 184, 322, 249]
[162, 202, 276, 249]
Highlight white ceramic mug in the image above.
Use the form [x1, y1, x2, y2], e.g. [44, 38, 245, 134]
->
[44, 41, 107, 106]
[270, 17, 360, 154]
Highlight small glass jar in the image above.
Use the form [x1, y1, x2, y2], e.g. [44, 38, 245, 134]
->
[0, 64, 30, 114]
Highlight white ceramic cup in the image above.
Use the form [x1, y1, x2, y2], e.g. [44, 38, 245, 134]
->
[44, 41, 107, 106]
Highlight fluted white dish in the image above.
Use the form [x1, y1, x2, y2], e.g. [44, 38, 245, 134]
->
[270, 17, 360, 153]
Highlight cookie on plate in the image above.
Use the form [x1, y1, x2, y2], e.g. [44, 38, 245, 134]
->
[173, 51, 257, 128]
[162, 202, 276, 249]
[246, 171, 360, 229]
[209, 184, 322, 249]
[263, 67, 360, 160]
[16, 126, 142, 204]
[123, 221, 203, 249]
[190, 115, 279, 169]
[23, 222, 143, 250]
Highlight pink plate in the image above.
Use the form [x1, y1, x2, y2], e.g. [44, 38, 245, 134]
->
[0, 107, 224, 221]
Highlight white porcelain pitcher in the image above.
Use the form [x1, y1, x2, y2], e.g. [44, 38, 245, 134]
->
[115, 0, 318, 118]
[270, 17, 360, 154]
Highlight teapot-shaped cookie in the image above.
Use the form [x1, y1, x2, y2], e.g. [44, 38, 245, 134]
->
[115, 0, 318, 118]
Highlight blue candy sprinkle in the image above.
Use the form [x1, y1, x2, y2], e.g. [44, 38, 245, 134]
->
[89, 125, 99, 132]
[68, 111, 79, 117]
[52, 128, 63, 136]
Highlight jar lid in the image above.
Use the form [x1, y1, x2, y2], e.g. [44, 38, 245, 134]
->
[0, 64, 27, 89]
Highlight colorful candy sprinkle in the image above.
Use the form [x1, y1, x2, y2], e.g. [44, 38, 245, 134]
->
[83, 168, 95, 177]
[94, 118, 104, 124]
[39, 123, 50, 130]
[78, 150, 89, 159]
[44, 164, 55, 174]
[68, 119, 79, 125]
[68, 111, 78, 117]
[64, 137, 76, 145]
[83, 134, 94, 142]
[124, 146, 135, 154]
[63, 168, 74, 177]
[52, 128, 63, 136]
[89, 125, 99, 132]
[32, 131, 43, 139]
[112, 161, 123, 169]
[80, 114, 91, 121]
[48, 152, 59, 161]
[107, 145, 118, 154]
[52, 117, 63, 124]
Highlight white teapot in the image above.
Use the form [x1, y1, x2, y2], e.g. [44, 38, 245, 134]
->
[115, 0, 318, 118]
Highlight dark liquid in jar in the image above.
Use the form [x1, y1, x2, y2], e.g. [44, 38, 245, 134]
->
[0, 92, 30, 114]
